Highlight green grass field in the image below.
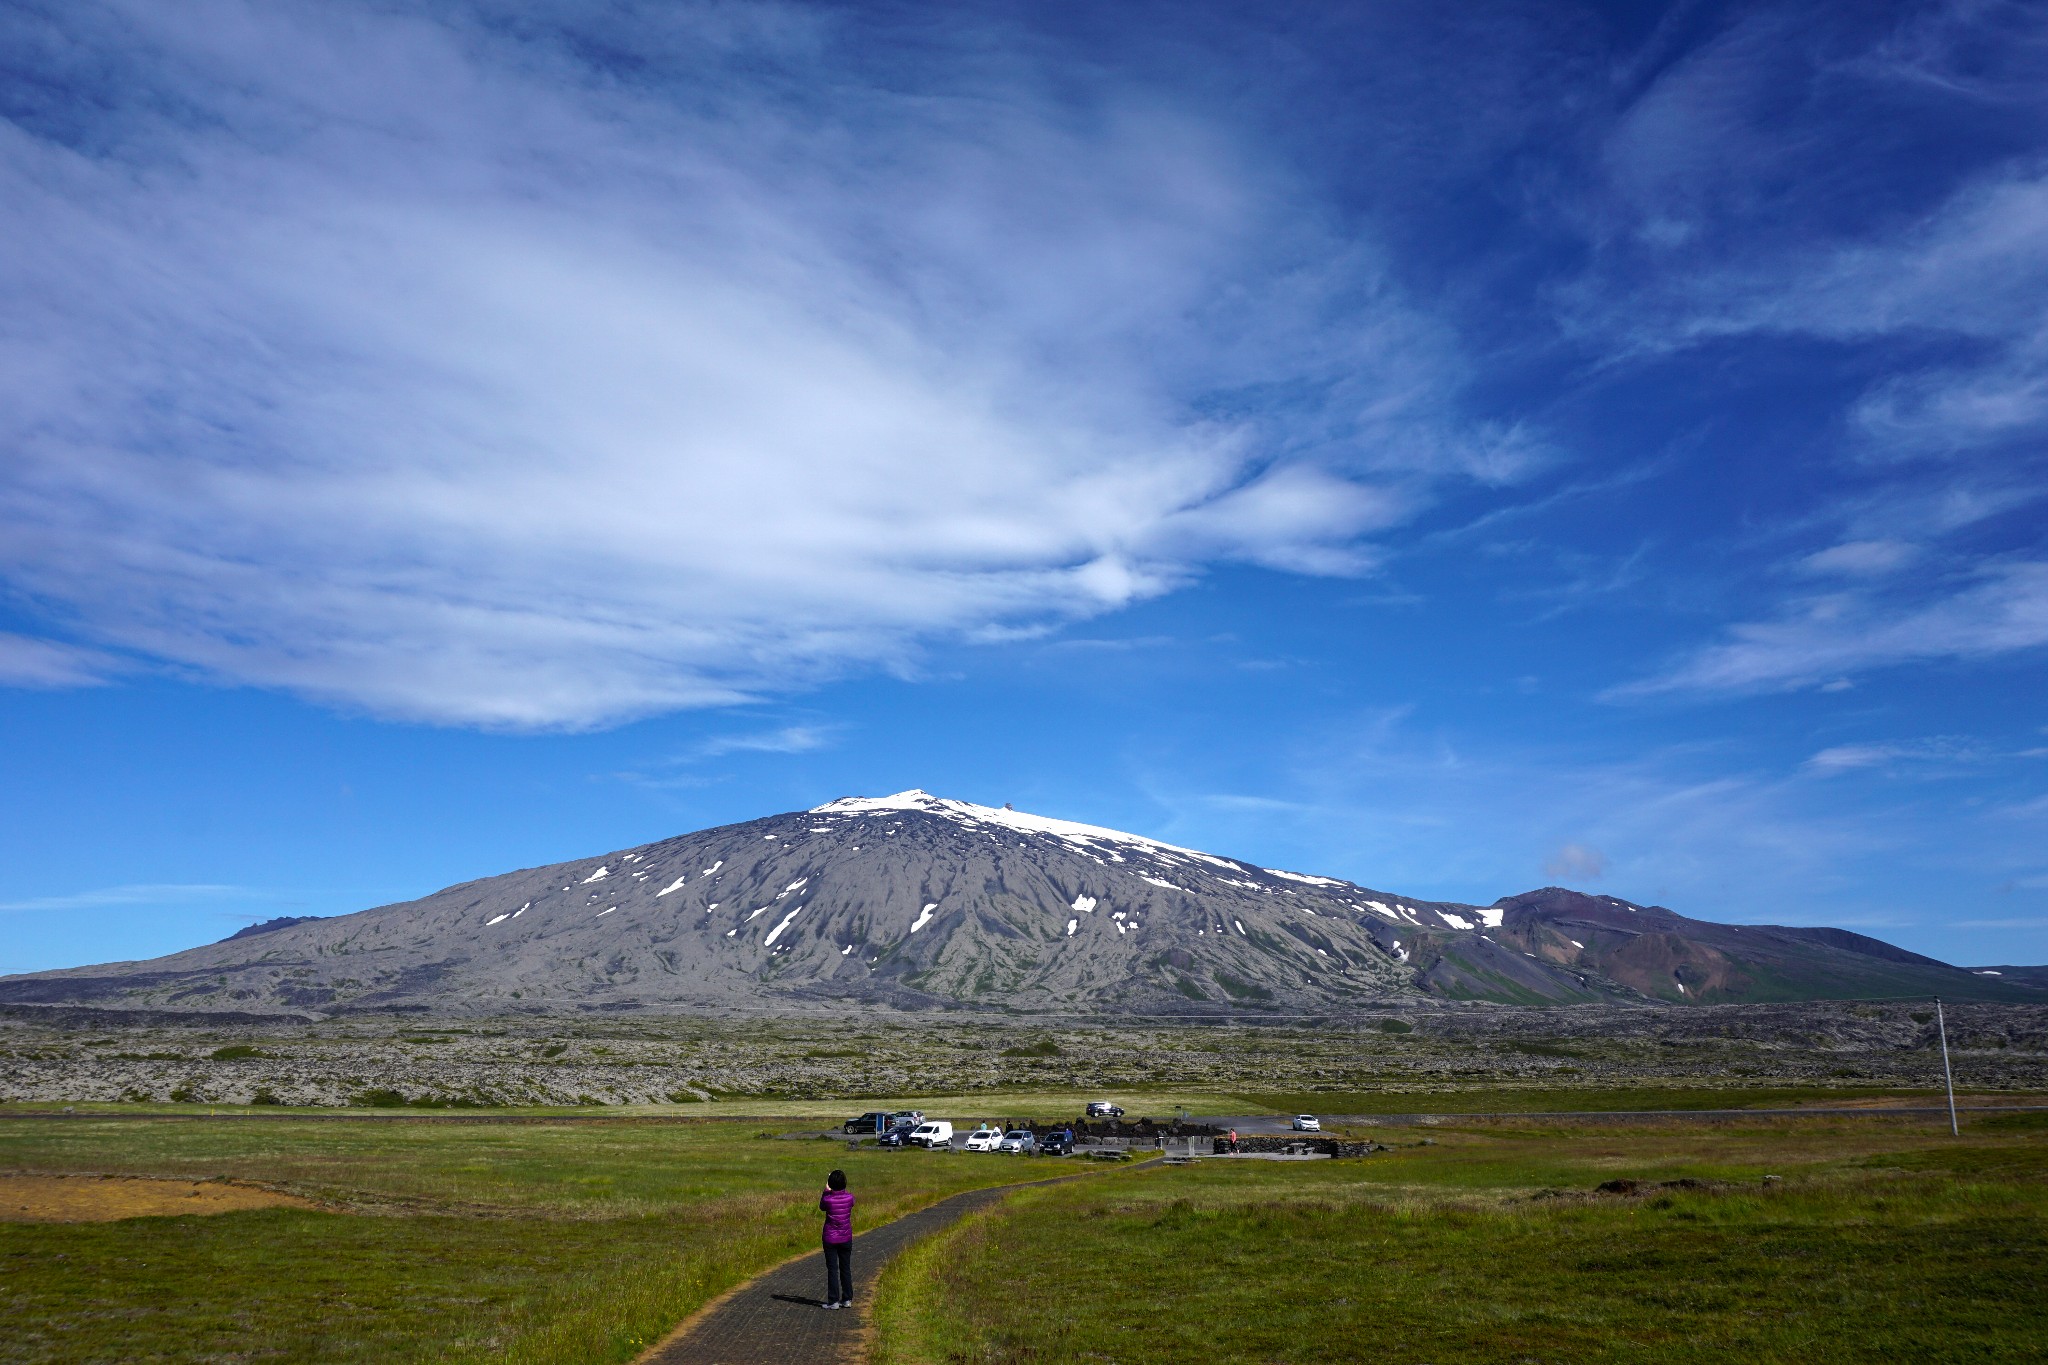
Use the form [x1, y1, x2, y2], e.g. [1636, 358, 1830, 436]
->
[0, 1116, 1036, 1364]
[873, 1111, 2048, 1364]
[7, 1095, 2045, 1363]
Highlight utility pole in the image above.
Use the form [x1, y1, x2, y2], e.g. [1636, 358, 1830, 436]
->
[1935, 997, 1958, 1137]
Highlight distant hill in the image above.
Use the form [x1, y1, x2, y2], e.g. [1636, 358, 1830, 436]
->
[1476, 887, 2029, 1005]
[219, 915, 329, 943]
[1, 790, 2037, 1016]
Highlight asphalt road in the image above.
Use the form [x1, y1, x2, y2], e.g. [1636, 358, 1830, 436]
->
[7, 1105, 2045, 1132]
[639, 1162, 1144, 1365]
[1186, 1106, 2048, 1130]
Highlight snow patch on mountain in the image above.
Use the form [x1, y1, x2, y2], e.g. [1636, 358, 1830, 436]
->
[813, 789, 1211, 858]
[1266, 867, 1347, 888]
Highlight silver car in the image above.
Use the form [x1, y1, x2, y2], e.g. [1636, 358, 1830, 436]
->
[996, 1129, 1037, 1154]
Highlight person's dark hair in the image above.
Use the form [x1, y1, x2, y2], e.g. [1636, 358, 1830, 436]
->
[828, 1169, 847, 1191]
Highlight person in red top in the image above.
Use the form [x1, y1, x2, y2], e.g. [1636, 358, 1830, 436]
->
[818, 1169, 855, 1309]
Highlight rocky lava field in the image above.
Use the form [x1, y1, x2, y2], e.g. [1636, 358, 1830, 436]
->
[5, 1000, 2044, 1109]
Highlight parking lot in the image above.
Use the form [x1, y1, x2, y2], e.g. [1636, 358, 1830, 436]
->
[833, 1109, 1335, 1156]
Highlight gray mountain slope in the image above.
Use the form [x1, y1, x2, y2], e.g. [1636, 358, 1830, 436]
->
[4, 791, 2033, 1015]
[1, 791, 1607, 1014]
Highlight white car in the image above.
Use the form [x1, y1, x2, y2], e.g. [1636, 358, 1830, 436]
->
[908, 1120, 954, 1148]
[1291, 1114, 1321, 1132]
[997, 1129, 1037, 1154]
[962, 1127, 1003, 1152]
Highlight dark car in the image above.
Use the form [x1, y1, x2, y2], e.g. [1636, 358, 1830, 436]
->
[843, 1111, 893, 1135]
[1085, 1102, 1124, 1119]
[877, 1121, 919, 1148]
[1037, 1128, 1076, 1156]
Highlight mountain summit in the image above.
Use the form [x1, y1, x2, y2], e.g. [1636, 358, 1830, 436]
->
[1, 790, 2033, 1016]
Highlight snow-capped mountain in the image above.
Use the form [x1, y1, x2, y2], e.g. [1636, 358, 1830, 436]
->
[2, 790, 2033, 1015]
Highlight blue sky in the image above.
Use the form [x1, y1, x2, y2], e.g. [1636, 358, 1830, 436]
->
[4, 0, 2046, 975]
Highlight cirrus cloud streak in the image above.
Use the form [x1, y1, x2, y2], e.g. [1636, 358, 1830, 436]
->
[0, 1, 1492, 729]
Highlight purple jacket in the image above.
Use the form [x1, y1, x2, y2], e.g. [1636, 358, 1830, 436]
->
[820, 1189, 854, 1244]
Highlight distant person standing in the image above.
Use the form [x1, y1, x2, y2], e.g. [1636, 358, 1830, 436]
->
[1229, 1128, 1239, 1154]
[819, 1169, 854, 1309]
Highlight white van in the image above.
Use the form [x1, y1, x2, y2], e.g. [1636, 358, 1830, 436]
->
[908, 1120, 954, 1148]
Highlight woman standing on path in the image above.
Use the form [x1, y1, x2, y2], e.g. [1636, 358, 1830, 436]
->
[818, 1169, 854, 1309]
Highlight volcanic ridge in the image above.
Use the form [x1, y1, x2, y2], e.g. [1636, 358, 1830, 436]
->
[2, 790, 2036, 1017]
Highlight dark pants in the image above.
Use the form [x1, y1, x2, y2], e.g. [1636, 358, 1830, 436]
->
[823, 1240, 852, 1304]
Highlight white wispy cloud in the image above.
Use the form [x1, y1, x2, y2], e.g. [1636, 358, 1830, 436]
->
[1620, 561, 2048, 696]
[0, 1, 1509, 730]
[1677, 168, 2048, 463]
[0, 633, 117, 689]
[691, 724, 838, 760]
[0, 884, 252, 914]
[1797, 540, 1921, 577]
[604, 719, 841, 790]
[1803, 737, 1987, 774]
[1563, 4, 2048, 698]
